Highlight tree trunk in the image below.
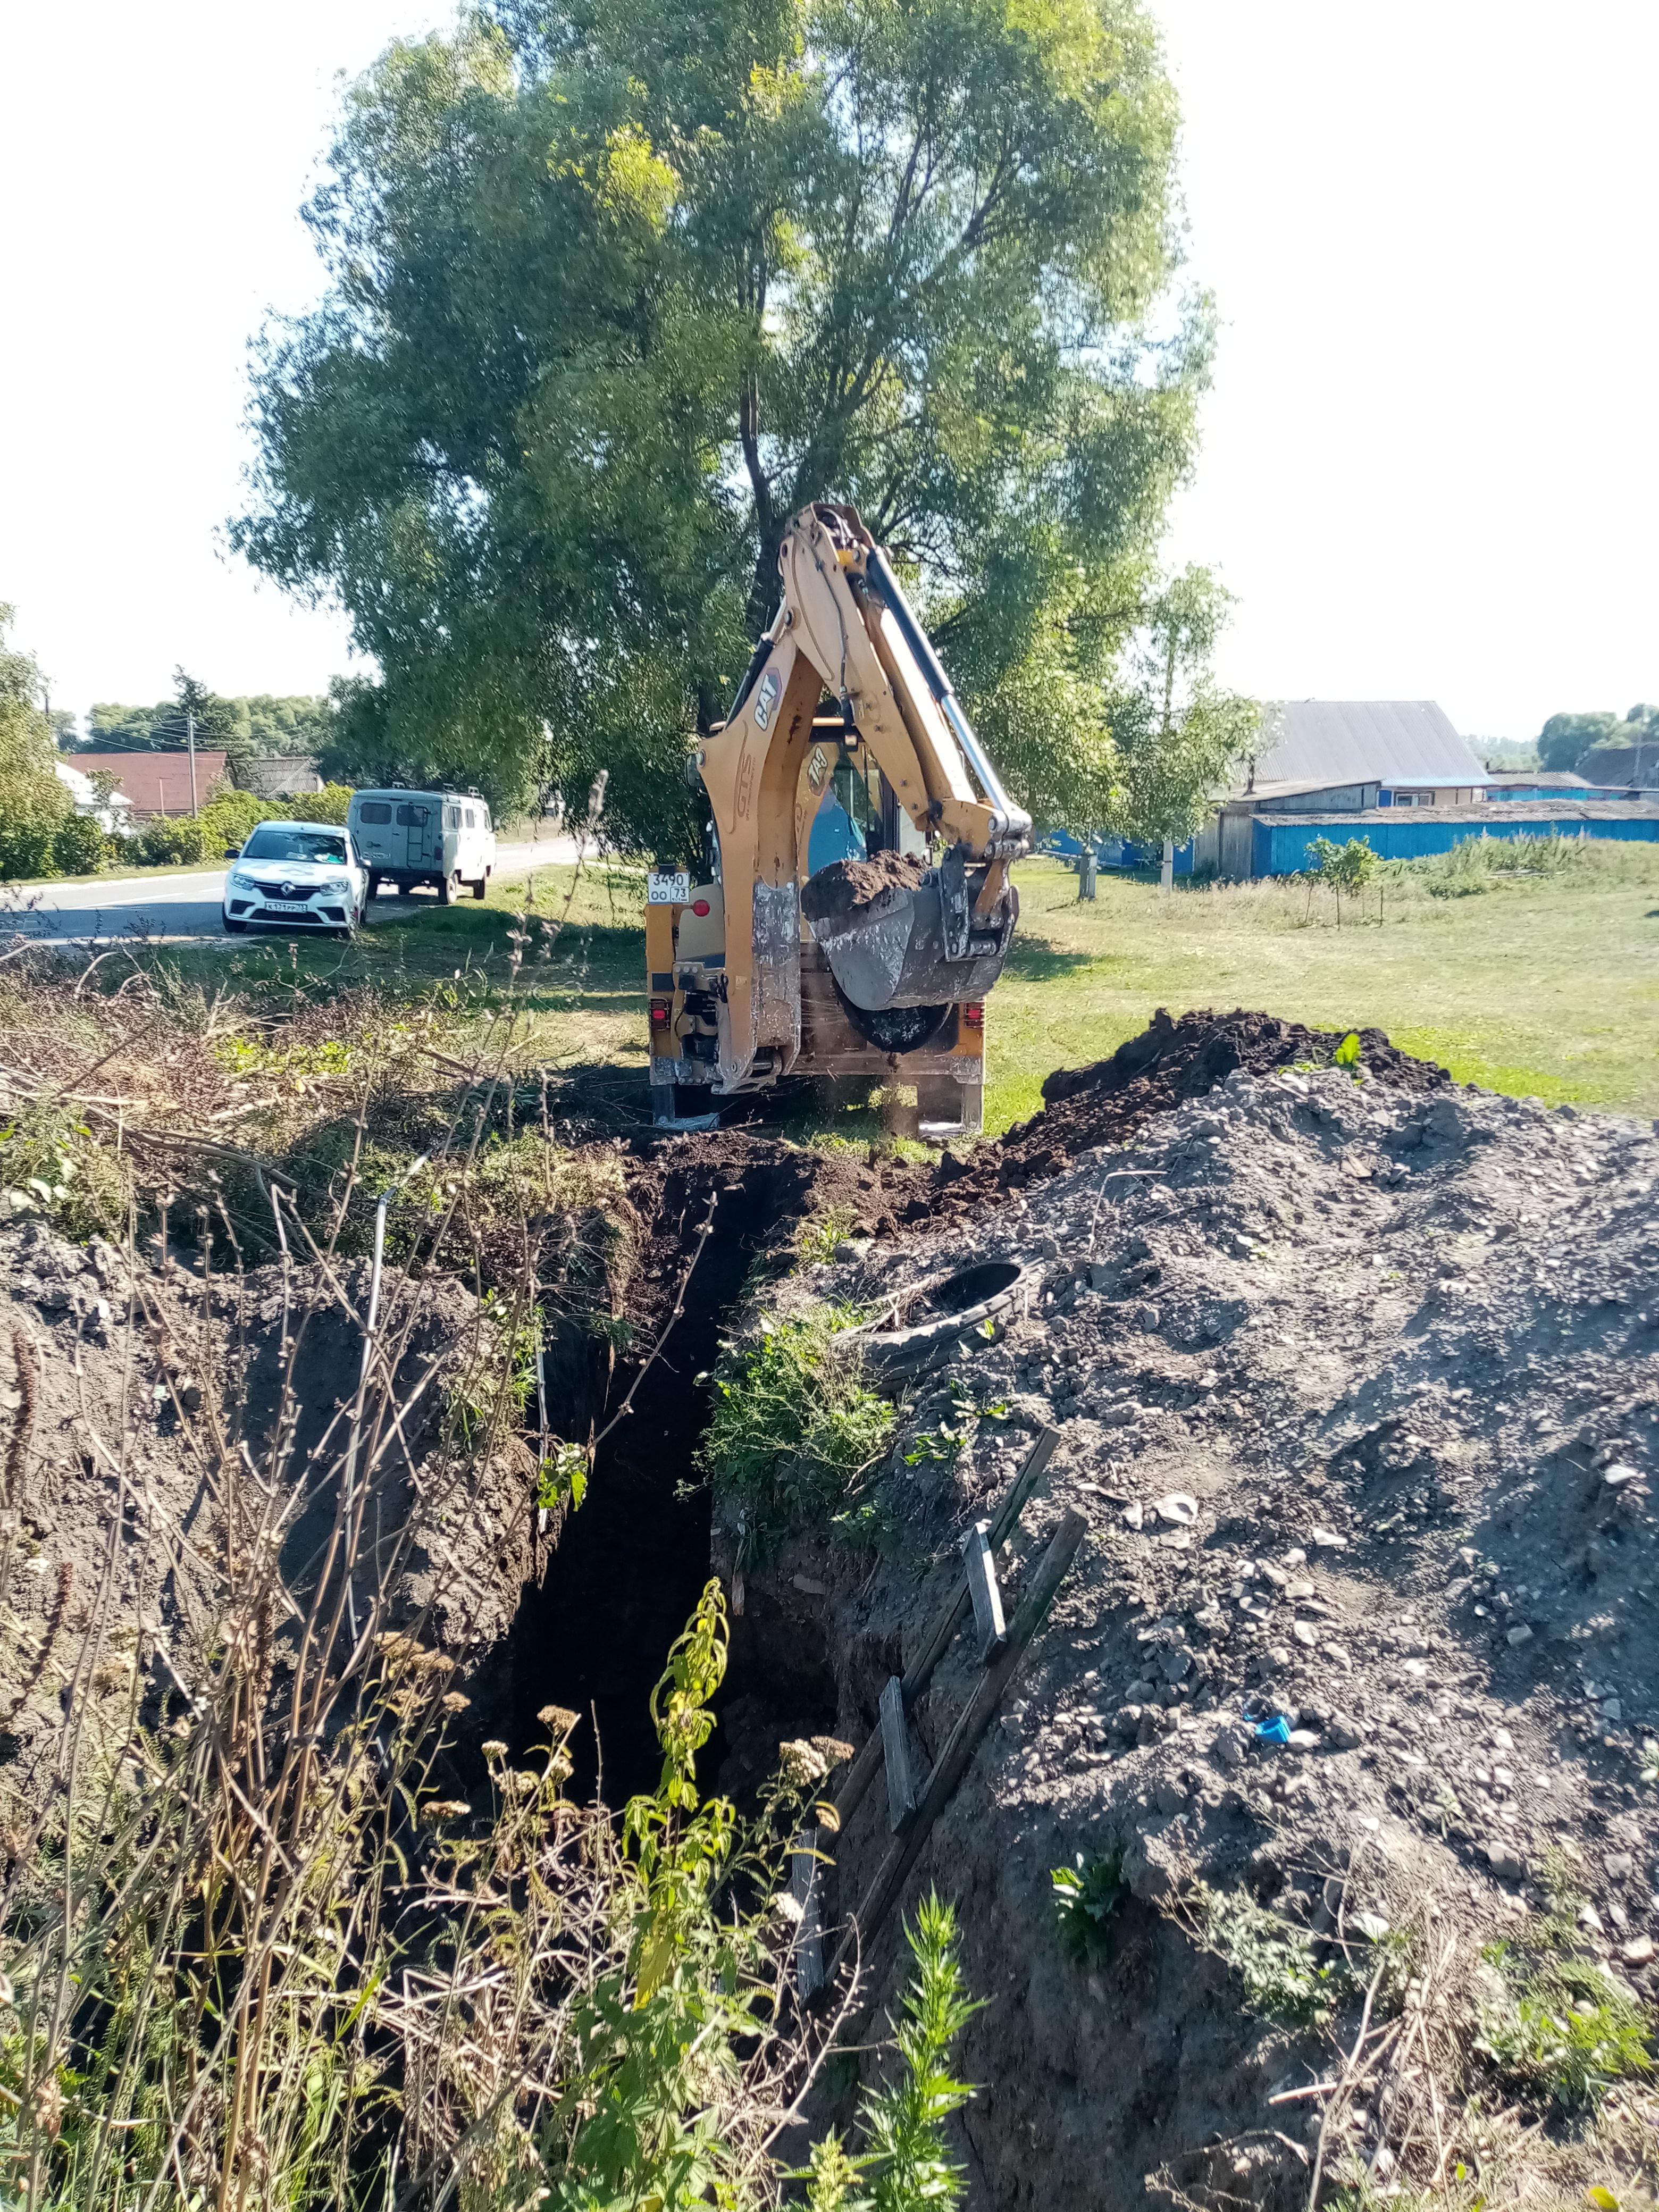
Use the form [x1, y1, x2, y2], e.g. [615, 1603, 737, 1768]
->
[1161, 839, 1174, 896]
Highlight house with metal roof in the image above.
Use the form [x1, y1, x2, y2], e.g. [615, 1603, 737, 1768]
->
[1241, 700, 1488, 809]
[1184, 700, 1659, 878]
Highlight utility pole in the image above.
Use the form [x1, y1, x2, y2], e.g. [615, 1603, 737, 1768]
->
[187, 709, 198, 817]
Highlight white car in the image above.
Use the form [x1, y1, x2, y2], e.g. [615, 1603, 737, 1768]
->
[222, 820, 368, 937]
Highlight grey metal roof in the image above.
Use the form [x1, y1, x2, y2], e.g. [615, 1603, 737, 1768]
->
[1481, 771, 1593, 789]
[1241, 701, 1485, 792]
[1256, 801, 1659, 826]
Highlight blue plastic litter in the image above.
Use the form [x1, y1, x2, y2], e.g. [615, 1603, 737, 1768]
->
[1254, 1715, 1292, 1747]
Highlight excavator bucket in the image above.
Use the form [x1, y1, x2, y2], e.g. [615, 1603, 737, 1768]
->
[801, 846, 1018, 1016]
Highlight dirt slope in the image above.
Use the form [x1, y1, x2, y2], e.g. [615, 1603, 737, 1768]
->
[752, 1054, 1659, 2205]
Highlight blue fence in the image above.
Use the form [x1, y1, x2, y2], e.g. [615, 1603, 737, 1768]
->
[1251, 814, 1659, 878]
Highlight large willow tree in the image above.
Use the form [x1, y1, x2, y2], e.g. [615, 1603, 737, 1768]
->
[234, 0, 1209, 846]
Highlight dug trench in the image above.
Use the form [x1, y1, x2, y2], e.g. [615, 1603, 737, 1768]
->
[484, 1135, 884, 1804]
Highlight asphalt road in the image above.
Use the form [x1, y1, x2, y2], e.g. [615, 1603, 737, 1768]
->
[0, 837, 598, 945]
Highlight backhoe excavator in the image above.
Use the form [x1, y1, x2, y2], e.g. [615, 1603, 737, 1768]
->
[645, 502, 1030, 1137]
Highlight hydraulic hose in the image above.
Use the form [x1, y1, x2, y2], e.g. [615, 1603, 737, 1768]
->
[862, 547, 1032, 842]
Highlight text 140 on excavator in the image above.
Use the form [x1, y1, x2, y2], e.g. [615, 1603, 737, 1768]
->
[644, 504, 1030, 1138]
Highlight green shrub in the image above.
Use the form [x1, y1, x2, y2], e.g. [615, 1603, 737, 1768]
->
[51, 812, 111, 875]
[698, 1304, 896, 1554]
[287, 783, 354, 823]
[205, 789, 276, 850]
[0, 817, 62, 881]
[137, 812, 213, 865]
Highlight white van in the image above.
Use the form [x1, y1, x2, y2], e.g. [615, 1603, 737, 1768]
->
[347, 789, 497, 902]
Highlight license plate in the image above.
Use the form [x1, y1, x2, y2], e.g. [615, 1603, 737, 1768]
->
[262, 900, 313, 914]
[647, 870, 690, 906]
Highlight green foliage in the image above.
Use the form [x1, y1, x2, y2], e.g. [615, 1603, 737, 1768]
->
[1305, 834, 1379, 902]
[538, 1437, 590, 1515]
[1105, 569, 1259, 848]
[799, 1205, 859, 1268]
[0, 1110, 123, 1238]
[285, 782, 354, 824]
[1415, 828, 1597, 898]
[0, 606, 73, 877]
[125, 786, 356, 868]
[234, 0, 1206, 839]
[1191, 1883, 1404, 2029]
[1052, 1847, 1125, 1964]
[1538, 709, 1618, 774]
[1476, 1874, 1653, 2113]
[699, 1304, 895, 1552]
[50, 811, 112, 876]
[1333, 1030, 1362, 1070]
[803, 1893, 981, 2212]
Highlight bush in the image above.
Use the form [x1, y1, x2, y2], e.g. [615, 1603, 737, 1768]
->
[205, 789, 275, 850]
[698, 1304, 896, 1555]
[287, 783, 354, 824]
[0, 817, 62, 881]
[51, 812, 111, 876]
[136, 812, 213, 865]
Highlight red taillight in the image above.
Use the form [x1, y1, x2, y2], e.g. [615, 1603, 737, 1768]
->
[962, 1002, 984, 1029]
[649, 999, 671, 1031]
[691, 898, 710, 917]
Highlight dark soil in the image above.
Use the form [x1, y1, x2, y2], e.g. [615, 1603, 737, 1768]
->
[900, 1007, 1451, 1220]
[800, 849, 929, 920]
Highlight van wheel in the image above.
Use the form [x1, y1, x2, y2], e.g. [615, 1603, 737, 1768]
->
[471, 875, 487, 899]
[366, 872, 381, 901]
[439, 872, 456, 906]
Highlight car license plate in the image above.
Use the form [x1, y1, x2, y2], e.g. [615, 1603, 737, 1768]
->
[263, 900, 312, 914]
[647, 870, 690, 905]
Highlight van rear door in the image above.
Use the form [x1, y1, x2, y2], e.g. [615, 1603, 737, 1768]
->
[352, 798, 396, 868]
[398, 799, 437, 871]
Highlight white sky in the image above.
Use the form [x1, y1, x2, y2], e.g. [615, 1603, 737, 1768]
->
[2, 1, 1654, 740]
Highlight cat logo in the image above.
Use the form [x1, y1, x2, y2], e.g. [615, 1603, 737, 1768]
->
[752, 668, 782, 731]
[807, 744, 828, 793]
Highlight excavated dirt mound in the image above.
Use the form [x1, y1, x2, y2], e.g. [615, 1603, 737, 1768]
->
[906, 1007, 1451, 1219]
[746, 1065, 1659, 2209]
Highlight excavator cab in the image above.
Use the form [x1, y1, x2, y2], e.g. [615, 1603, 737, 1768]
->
[646, 503, 1029, 1137]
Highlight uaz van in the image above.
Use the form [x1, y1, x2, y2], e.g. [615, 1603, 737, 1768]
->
[346, 789, 497, 902]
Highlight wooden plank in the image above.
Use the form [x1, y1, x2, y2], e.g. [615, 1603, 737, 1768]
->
[823, 1508, 1086, 2002]
[830, 1424, 1060, 1832]
[961, 1519, 1007, 1661]
[879, 1674, 917, 1833]
[791, 1825, 824, 2001]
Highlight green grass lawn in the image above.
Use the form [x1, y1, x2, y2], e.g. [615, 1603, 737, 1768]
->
[116, 841, 1659, 1136]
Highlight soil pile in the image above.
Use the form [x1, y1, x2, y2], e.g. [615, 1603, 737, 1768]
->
[754, 1063, 1659, 2208]
[914, 1007, 1451, 1218]
[800, 848, 929, 919]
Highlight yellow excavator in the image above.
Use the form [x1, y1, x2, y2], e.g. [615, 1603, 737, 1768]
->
[645, 502, 1030, 1137]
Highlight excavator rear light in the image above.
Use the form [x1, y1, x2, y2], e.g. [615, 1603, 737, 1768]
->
[962, 1002, 984, 1029]
[691, 898, 710, 916]
[649, 998, 672, 1032]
